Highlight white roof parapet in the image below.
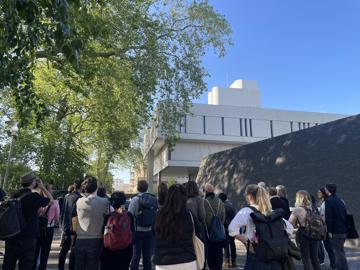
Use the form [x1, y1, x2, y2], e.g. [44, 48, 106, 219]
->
[208, 79, 262, 107]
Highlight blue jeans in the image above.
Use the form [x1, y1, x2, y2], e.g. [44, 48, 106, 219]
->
[130, 231, 154, 270]
[330, 237, 348, 270]
[323, 237, 336, 269]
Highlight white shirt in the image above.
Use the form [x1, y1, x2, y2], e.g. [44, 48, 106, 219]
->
[228, 205, 294, 242]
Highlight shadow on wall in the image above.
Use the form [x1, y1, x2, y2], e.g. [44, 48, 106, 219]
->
[196, 114, 360, 245]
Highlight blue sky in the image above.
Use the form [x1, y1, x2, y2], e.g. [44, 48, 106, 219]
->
[116, 0, 360, 182]
[199, 0, 360, 114]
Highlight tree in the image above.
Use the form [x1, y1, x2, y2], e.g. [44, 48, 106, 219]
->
[1, 0, 232, 185]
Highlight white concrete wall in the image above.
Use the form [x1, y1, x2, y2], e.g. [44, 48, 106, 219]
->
[208, 80, 261, 107]
[170, 142, 239, 163]
[149, 104, 347, 177]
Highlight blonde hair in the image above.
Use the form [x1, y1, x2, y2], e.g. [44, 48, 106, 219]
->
[295, 190, 312, 208]
[245, 184, 272, 215]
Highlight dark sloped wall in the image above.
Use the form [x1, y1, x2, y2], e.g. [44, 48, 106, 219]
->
[196, 114, 360, 242]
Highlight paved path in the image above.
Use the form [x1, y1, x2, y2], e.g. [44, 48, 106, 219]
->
[1, 231, 360, 269]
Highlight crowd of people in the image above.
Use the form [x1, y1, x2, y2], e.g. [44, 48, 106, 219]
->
[0, 171, 355, 270]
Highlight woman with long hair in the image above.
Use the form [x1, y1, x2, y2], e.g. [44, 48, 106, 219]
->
[228, 184, 292, 270]
[153, 184, 198, 270]
[289, 190, 321, 270]
[158, 182, 168, 208]
[33, 184, 60, 270]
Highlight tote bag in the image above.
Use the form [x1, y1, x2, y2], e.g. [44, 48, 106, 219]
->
[189, 212, 205, 270]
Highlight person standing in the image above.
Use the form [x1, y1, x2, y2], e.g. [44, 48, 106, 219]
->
[58, 180, 82, 270]
[186, 181, 206, 241]
[74, 177, 109, 270]
[128, 180, 157, 270]
[218, 193, 237, 268]
[33, 184, 60, 270]
[204, 184, 225, 270]
[100, 192, 134, 270]
[269, 187, 288, 218]
[158, 182, 168, 208]
[317, 188, 336, 269]
[325, 183, 349, 270]
[229, 184, 292, 270]
[153, 184, 198, 270]
[289, 190, 321, 270]
[3, 172, 53, 270]
[276, 185, 291, 220]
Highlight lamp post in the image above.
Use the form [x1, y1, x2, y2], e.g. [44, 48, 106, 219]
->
[2, 121, 19, 190]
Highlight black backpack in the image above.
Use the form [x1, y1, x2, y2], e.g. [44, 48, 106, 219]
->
[137, 193, 158, 227]
[206, 199, 226, 243]
[249, 207, 289, 262]
[0, 193, 31, 240]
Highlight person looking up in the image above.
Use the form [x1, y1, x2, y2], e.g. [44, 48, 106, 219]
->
[74, 177, 110, 270]
[3, 172, 53, 270]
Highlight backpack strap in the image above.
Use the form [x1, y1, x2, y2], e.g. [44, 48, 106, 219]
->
[17, 191, 32, 200]
[205, 199, 216, 217]
[216, 200, 220, 216]
[189, 211, 195, 233]
[247, 205, 259, 213]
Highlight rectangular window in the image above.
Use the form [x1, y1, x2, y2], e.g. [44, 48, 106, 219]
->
[270, 120, 274, 137]
[244, 118, 248, 136]
[249, 119, 253, 137]
[168, 149, 172, 160]
[221, 117, 225, 135]
[184, 115, 187, 133]
[298, 122, 301, 130]
[203, 116, 206, 134]
[240, 118, 243, 136]
[290, 121, 293, 132]
[303, 122, 306, 129]
[307, 122, 310, 128]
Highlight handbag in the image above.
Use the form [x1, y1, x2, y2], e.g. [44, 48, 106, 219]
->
[346, 214, 359, 239]
[189, 212, 205, 270]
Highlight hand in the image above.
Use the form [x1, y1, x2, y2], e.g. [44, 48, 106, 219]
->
[36, 179, 45, 189]
[328, 233, 333, 239]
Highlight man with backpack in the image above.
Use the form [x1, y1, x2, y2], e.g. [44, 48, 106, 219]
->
[2, 172, 53, 270]
[325, 183, 349, 270]
[204, 184, 225, 270]
[128, 180, 158, 270]
[58, 179, 82, 270]
[218, 193, 237, 268]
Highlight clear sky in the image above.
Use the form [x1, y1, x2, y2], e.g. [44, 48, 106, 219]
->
[116, 0, 360, 182]
[199, 0, 360, 114]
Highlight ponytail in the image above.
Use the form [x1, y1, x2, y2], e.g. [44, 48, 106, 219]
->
[256, 186, 272, 215]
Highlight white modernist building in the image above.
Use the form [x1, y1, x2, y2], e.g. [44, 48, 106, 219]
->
[143, 80, 347, 191]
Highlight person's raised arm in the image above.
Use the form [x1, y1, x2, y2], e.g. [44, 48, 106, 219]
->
[37, 179, 54, 202]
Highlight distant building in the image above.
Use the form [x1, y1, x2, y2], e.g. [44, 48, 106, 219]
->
[143, 80, 347, 192]
[112, 178, 131, 193]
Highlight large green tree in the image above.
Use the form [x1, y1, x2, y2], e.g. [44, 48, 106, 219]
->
[1, 0, 232, 187]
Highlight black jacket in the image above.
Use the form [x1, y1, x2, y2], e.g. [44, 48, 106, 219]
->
[325, 195, 347, 235]
[153, 210, 196, 265]
[60, 192, 81, 234]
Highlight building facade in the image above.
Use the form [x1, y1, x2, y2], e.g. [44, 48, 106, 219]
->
[143, 80, 347, 192]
